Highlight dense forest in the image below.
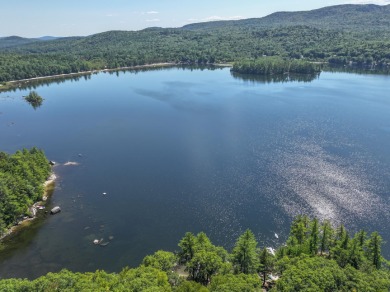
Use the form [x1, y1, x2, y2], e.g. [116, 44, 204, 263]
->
[232, 57, 321, 75]
[0, 148, 51, 236]
[0, 4, 389, 84]
[0, 216, 388, 291]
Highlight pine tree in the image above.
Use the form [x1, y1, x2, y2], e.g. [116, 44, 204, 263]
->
[259, 248, 274, 286]
[309, 218, 319, 255]
[232, 229, 259, 274]
[320, 220, 333, 256]
[367, 231, 383, 269]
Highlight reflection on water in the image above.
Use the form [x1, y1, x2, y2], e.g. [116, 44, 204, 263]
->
[325, 64, 390, 75]
[4, 74, 93, 93]
[231, 71, 320, 83]
[0, 67, 390, 279]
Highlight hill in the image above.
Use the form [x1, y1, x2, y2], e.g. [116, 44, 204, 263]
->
[0, 4, 389, 83]
[0, 36, 41, 49]
[183, 4, 390, 34]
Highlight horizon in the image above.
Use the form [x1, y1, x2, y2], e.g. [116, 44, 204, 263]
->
[1, 0, 389, 38]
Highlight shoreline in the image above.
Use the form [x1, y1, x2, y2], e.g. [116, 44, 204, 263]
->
[0, 173, 57, 242]
[0, 62, 233, 92]
[0, 62, 177, 92]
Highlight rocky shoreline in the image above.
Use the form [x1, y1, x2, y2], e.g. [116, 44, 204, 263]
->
[0, 173, 57, 241]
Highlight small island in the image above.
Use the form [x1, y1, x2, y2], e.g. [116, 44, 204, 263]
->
[24, 91, 44, 109]
[231, 57, 321, 76]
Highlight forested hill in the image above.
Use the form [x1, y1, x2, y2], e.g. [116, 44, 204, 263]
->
[0, 36, 40, 49]
[0, 36, 62, 49]
[182, 4, 390, 33]
[0, 4, 389, 83]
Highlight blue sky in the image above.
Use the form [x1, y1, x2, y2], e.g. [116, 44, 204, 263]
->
[1, 0, 389, 37]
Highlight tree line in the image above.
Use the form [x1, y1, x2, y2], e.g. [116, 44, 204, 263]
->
[232, 57, 321, 75]
[0, 216, 389, 291]
[0, 25, 389, 83]
[0, 148, 51, 235]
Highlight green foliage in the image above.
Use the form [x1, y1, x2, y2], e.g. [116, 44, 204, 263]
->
[275, 256, 353, 291]
[24, 91, 44, 109]
[174, 280, 209, 292]
[0, 148, 51, 234]
[259, 248, 275, 285]
[179, 232, 230, 285]
[142, 250, 177, 272]
[366, 231, 383, 269]
[275, 255, 390, 291]
[117, 266, 171, 291]
[209, 274, 262, 292]
[1, 4, 389, 84]
[232, 229, 259, 274]
[178, 232, 197, 263]
[0, 217, 389, 290]
[232, 57, 320, 75]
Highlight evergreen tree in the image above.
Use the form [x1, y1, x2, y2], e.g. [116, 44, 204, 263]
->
[232, 230, 259, 274]
[309, 217, 319, 255]
[258, 248, 274, 286]
[367, 232, 383, 269]
[320, 220, 333, 256]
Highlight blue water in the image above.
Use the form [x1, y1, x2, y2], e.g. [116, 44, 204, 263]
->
[0, 67, 389, 279]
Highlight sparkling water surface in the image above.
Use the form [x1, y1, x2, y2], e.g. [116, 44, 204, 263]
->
[0, 67, 389, 279]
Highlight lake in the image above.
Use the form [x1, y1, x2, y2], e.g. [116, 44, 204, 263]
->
[0, 66, 389, 279]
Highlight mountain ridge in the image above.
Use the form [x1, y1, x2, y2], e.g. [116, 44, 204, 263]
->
[182, 4, 390, 31]
[0, 4, 389, 83]
[2, 4, 390, 41]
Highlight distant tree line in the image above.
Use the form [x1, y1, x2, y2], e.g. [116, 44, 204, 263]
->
[0, 148, 51, 235]
[0, 216, 389, 291]
[0, 25, 389, 83]
[232, 57, 321, 75]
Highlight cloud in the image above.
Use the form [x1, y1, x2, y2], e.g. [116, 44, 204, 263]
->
[205, 15, 244, 21]
[146, 11, 159, 14]
[187, 15, 244, 23]
[146, 18, 160, 22]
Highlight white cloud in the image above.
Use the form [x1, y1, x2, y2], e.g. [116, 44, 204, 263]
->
[146, 11, 159, 14]
[187, 15, 244, 23]
[146, 18, 160, 22]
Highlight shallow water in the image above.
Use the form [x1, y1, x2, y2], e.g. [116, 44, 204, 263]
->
[0, 67, 389, 279]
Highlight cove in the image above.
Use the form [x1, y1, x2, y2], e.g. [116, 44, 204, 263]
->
[0, 66, 389, 279]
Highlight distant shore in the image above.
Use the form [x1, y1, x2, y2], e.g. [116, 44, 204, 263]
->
[0, 62, 235, 92]
[0, 173, 57, 241]
[0, 63, 178, 92]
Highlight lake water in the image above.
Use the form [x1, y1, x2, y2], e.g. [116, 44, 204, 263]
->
[0, 67, 390, 279]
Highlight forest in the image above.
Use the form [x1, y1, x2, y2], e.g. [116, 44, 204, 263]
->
[0, 148, 51, 236]
[0, 216, 388, 291]
[0, 4, 389, 84]
[231, 57, 321, 75]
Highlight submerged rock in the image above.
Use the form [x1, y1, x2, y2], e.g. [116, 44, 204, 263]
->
[50, 206, 61, 215]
